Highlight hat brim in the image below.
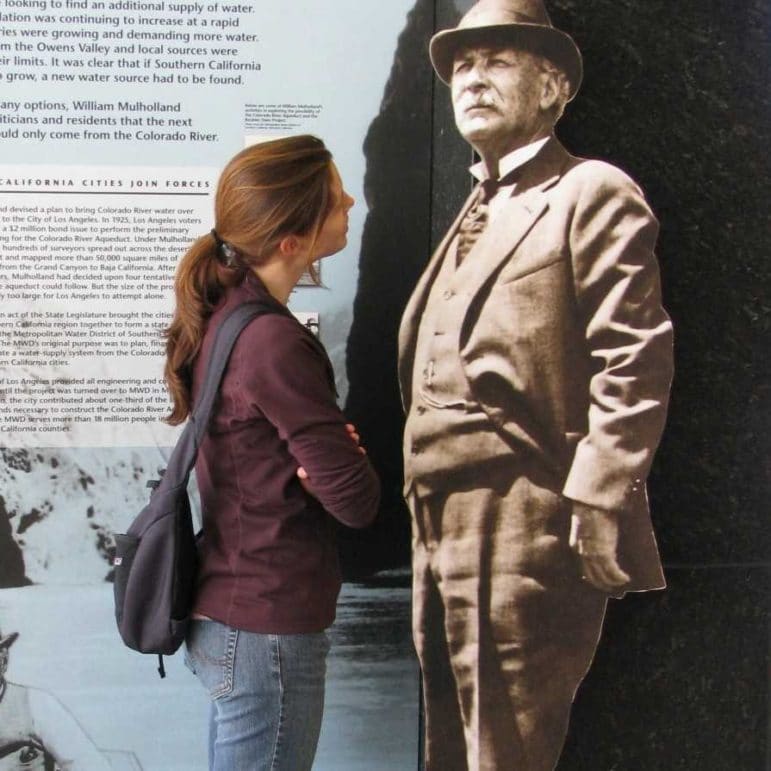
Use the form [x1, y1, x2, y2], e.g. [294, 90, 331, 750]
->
[430, 23, 582, 100]
[0, 632, 19, 649]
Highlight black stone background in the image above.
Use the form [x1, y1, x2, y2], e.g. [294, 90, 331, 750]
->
[344, 0, 769, 768]
[547, 2, 770, 768]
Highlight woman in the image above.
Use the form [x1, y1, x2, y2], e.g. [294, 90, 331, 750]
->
[163, 135, 380, 770]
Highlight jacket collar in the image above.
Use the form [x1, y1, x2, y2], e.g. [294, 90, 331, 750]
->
[469, 135, 551, 184]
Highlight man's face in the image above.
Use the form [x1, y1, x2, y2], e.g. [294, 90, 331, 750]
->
[450, 45, 550, 163]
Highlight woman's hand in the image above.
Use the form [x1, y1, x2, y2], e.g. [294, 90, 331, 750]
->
[344, 423, 367, 455]
[296, 464, 313, 494]
[296, 423, 367, 492]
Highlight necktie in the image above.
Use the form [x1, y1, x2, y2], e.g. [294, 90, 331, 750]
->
[455, 178, 497, 266]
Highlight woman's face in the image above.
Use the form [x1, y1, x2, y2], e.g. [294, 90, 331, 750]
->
[308, 162, 354, 261]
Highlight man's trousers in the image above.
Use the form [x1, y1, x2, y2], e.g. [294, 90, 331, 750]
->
[410, 463, 607, 771]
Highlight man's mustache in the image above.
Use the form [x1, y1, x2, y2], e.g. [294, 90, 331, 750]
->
[461, 94, 498, 112]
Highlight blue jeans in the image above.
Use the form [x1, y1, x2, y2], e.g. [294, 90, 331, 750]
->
[184, 620, 330, 771]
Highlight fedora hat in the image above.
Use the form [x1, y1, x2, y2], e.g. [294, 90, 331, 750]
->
[430, 0, 583, 100]
[0, 629, 19, 649]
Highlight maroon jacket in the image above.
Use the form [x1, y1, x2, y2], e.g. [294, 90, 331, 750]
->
[191, 273, 379, 633]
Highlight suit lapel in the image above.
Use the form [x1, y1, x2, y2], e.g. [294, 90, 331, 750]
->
[400, 186, 477, 335]
[397, 186, 479, 401]
[457, 139, 571, 341]
[456, 188, 550, 305]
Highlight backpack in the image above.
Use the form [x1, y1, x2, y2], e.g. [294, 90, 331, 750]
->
[112, 300, 277, 677]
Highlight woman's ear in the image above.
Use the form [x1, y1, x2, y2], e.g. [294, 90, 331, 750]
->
[278, 234, 301, 256]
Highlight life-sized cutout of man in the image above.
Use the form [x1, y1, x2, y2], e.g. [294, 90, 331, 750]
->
[398, 1, 674, 769]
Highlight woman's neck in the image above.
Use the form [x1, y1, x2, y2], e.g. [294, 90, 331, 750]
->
[251, 260, 304, 305]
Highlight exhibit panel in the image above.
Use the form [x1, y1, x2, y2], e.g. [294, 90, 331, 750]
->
[0, 2, 426, 768]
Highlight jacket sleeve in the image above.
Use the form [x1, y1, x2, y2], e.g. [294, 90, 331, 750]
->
[238, 315, 380, 528]
[562, 163, 674, 512]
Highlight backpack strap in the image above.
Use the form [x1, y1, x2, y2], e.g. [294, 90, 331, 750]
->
[158, 301, 278, 492]
[190, 301, 278, 447]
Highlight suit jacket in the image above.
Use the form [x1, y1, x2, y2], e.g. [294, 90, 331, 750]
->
[398, 138, 673, 591]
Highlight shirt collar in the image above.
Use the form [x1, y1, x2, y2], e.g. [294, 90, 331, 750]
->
[470, 136, 551, 183]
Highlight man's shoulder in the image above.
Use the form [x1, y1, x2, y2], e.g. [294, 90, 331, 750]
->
[560, 152, 646, 200]
[533, 143, 657, 226]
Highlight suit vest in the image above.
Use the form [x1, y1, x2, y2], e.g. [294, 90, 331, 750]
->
[404, 235, 513, 495]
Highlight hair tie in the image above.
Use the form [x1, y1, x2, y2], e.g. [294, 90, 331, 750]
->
[210, 228, 239, 268]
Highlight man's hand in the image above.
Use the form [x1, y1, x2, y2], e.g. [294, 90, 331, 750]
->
[569, 503, 630, 593]
[296, 423, 367, 492]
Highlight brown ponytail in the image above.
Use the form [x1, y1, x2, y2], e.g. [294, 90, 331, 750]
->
[163, 135, 334, 424]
